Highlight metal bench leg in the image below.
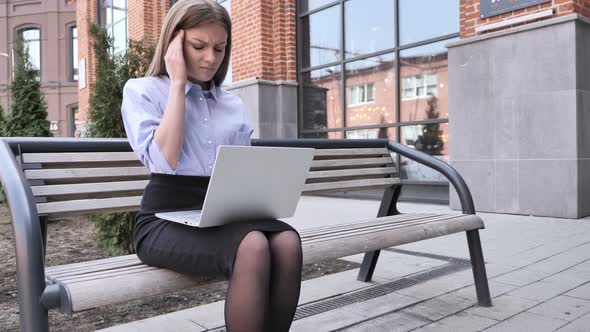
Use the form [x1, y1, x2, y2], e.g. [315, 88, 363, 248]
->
[20, 297, 49, 332]
[357, 184, 400, 282]
[357, 250, 381, 282]
[40, 216, 48, 260]
[466, 229, 492, 307]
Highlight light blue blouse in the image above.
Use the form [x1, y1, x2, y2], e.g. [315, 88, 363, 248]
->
[121, 76, 254, 176]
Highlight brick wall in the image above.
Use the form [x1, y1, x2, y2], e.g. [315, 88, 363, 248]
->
[128, 0, 169, 43]
[77, 0, 297, 126]
[232, 0, 296, 82]
[461, 0, 590, 38]
[77, 0, 169, 129]
[76, 0, 98, 130]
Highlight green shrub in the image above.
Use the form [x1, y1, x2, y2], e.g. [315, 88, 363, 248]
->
[4, 37, 50, 137]
[87, 23, 155, 255]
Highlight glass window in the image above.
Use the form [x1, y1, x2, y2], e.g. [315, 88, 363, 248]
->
[18, 28, 41, 72]
[399, 0, 459, 45]
[297, 0, 457, 187]
[400, 39, 452, 122]
[345, 53, 396, 127]
[301, 66, 342, 136]
[218, 0, 232, 84]
[101, 0, 128, 54]
[112, 21, 127, 54]
[70, 26, 78, 81]
[400, 123, 449, 181]
[299, 0, 337, 13]
[69, 104, 78, 137]
[345, 0, 394, 58]
[300, 5, 341, 68]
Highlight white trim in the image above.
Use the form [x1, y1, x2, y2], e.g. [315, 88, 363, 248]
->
[475, 9, 554, 33]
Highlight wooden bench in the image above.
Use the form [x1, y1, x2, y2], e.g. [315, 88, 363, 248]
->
[0, 137, 491, 331]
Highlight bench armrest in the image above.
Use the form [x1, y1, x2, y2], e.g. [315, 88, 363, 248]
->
[386, 140, 475, 214]
[0, 139, 48, 321]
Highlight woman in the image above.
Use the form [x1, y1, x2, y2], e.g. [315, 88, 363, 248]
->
[121, 1, 302, 331]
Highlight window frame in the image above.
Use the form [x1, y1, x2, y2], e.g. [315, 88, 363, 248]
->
[67, 23, 78, 82]
[15, 25, 42, 78]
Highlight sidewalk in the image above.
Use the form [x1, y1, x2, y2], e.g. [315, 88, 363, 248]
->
[100, 196, 590, 332]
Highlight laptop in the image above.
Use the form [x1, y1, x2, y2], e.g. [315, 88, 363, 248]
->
[155, 145, 315, 228]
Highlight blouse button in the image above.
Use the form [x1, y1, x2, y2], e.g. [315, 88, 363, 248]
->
[199, 97, 204, 101]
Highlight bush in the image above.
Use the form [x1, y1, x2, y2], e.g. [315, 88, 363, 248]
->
[4, 37, 50, 137]
[87, 23, 155, 255]
[90, 212, 135, 256]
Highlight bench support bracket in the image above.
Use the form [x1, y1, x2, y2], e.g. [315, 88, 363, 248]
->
[357, 185, 401, 282]
[467, 229, 492, 307]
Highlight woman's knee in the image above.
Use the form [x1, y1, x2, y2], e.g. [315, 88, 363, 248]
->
[269, 231, 302, 255]
[237, 230, 270, 258]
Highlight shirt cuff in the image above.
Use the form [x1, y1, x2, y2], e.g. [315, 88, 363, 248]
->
[146, 130, 177, 175]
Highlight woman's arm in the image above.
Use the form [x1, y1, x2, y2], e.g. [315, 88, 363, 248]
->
[155, 30, 187, 169]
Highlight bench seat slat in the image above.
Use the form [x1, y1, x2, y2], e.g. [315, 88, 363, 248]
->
[57, 266, 161, 284]
[25, 167, 149, 180]
[22, 152, 138, 163]
[44, 213, 483, 314]
[47, 260, 145, 279]
[45, 255, 140, 274]
[299, 213, 440, 237]
[31, 180, 149, 197]
[37, 196, 142, 215]
[303, 215, 467, 243]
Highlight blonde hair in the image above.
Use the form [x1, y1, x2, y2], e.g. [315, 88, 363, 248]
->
[145, 0, 231, 86]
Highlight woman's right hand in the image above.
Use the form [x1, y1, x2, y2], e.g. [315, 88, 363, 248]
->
[164, 29, 187, 84]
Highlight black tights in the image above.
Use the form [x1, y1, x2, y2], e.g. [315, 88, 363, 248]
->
[225, 230, 303, 332]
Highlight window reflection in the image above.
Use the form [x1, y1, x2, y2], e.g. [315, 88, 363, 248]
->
[300, 5, 340, 68]
[297, 0, 459, 185]
[345, 53, 396, 127]
[399, 0, 459, 45]
[71, 27, 78, 81]
[345, 0, 394, 58]
[299, 0, 337, 13]
[400, 123, 449, 181]
[301, 66, 342, 138]
[399, 39, 454, 122]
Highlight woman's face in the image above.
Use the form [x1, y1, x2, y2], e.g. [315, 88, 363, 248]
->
[182, 22, 228, 86]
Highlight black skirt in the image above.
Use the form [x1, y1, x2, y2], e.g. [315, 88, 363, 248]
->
[133, 173, 298, 278]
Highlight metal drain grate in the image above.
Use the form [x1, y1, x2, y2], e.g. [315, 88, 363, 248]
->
[294, 253, 471, 321]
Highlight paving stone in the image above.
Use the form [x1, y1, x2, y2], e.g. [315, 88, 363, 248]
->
[554, 312, 590, 331]
[290, 307, 366, 332]
[466, 294, 540, 321]
[339, 311, 428, 332]
[413, 311, 497, 332]
[484, 311, 568, 332]
[527, 295, 590, 322]
[492, 268, 551, 287]
[401, 292, 476, 321]
[565, 282, 590, 300]
[339, 292, 420, 318]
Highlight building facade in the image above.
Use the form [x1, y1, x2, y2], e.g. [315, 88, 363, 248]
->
[0, 0, 78, 137]
[3, 0, 587, 217]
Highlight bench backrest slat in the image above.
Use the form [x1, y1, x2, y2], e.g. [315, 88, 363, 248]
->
[22, 152, 139, 163]
[21, 147, 399, 219]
